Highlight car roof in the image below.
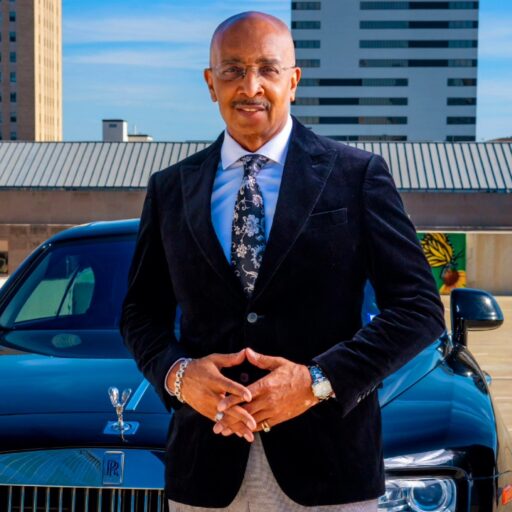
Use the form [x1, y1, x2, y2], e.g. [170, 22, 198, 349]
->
[47, 219, 140, 243]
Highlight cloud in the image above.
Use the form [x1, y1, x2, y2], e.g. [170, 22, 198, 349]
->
[65, 47, 207, 69]
[63, 1, 290, 46]
[64, 16, 215, 45]
[478, 16, 512, 59]
[478, 78, 512, 101]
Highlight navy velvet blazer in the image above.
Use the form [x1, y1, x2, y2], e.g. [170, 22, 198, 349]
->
[120, 117, 446, 507]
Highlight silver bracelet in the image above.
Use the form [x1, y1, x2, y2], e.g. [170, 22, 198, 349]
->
[174, 358, 192, 403]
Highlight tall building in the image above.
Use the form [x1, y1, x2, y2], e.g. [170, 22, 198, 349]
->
[291, 1, 478, 142]
[0, 0, 62, 141]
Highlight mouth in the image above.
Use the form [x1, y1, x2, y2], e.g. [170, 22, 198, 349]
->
[232, 102, 269, 114]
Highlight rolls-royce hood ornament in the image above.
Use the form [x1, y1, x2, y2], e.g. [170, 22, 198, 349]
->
[104, 386, 136, 441]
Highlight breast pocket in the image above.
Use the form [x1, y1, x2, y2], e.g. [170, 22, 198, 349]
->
[306, 207, 348, 230]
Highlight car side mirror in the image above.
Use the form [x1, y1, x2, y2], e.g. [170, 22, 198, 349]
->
[450, 288, 504, 346]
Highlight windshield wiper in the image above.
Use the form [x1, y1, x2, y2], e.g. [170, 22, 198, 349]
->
[0, 324, 14, 333]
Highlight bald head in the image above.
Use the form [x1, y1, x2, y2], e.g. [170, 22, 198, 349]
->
[204, 11, 301, 152]
[209, 11, 295, 67]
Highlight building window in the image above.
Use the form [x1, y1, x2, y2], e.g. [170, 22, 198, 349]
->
[360, 1, 479, 9]
[9, 31, 16, 42]
[298, 116, 407, 124]
[448, 78, 477, 86]
[360, 40, 477, 48]
[328, 135, 408, 141]
[10, 131, 17, 140]
[295, 97, 408, 105]
[360, 20, 478, 29]
[446, 135, 476, 141]
[9, 72, 16, 83]
[292, 1, 321, 9]
[360, 59, 477, 67]
[9, 52, 16, 63]
[296, 59, 320, 67]
[294, 40, 321, 48]
[447, 116, 476, 124]
[291, 21, 321, 29]
[9, 11, 16, 22]
[299, 78, 408, 86]
[10, 112, 16, 123]
[0, 241, 8, 275]
[447, 97, 477, 105]
[10, 92, 16, 102]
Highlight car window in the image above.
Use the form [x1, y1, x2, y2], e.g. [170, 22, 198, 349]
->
[0, 236, 136, 358]
[15, 261, 95, 323]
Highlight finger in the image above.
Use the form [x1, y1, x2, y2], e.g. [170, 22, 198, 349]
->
[213, 421, 254, 441]
[223, 405, 257, 430]
[245, 347, 284, 371]
[215, 377, 252, 403]
[212, 405, 256, 430]
[217, 393, 247, 412]
[251, 413, 276, 433]
[209, 350, 246, 368]
[241, 398, 269, 416]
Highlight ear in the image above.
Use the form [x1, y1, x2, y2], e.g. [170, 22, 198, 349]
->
[289, 66, 302, 103]
[204, 68, 218, 102]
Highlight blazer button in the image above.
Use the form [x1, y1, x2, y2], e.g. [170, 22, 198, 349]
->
[247, 312, 258, 323]
[240, 372, 250, 383]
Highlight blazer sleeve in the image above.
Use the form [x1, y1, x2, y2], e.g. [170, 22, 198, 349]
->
[312, 154, 446, 418]
[120, 172, 188, 412]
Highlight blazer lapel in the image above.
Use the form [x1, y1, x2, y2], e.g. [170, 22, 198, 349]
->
[251, 119, 337, 302]
[180, 133, 245, 300]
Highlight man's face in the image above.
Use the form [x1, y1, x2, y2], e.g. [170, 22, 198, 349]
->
[204, 19, 301, 149]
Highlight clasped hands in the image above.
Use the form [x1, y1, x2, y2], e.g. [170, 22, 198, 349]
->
[168, 348, 319, 442]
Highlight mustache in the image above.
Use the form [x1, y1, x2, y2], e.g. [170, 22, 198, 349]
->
[231, 100, 270, 110]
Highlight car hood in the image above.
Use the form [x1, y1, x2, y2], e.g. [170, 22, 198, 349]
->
[0, 352, 166, 415]
[0, 338, 445, 416]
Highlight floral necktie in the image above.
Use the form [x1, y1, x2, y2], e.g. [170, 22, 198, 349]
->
[231, 154, 270, 297]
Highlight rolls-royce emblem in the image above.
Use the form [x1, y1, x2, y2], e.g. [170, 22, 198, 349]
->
[102, 451, 125, 485]
[108, 387, 132, 439]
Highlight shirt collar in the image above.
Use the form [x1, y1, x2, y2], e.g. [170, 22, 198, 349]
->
[220, 114, 293, 171]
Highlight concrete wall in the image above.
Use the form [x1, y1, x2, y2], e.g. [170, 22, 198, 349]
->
[467, 233, 512, 295]
[0, 189, 511, 294]
[402, 192, 512, 231]
[0, 223, 73, 273]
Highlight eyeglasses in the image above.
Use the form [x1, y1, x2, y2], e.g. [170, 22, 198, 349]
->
[210, 63, 297, 82]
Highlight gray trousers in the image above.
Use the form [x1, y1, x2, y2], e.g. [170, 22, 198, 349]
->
[168, 433, 380, 511]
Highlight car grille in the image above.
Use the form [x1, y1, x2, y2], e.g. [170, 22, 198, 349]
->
[0, 486, 168, 512]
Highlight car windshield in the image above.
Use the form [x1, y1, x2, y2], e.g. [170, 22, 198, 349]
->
[0, 236, 136, 358]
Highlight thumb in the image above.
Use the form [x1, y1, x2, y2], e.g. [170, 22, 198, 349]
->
[210, 349, 246, 368]
[246, 347, 283, 370]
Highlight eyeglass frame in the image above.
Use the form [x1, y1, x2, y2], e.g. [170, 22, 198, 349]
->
[208, 61, 298, 82]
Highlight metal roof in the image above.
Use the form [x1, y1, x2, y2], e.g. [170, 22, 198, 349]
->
[0, 141, 511, 192]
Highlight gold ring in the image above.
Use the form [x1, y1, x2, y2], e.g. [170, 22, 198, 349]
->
[261, 421, 271, 433]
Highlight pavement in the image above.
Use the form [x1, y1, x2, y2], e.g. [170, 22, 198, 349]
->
[441, 295, 512, 433]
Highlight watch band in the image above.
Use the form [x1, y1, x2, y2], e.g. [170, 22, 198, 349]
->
[308, 364, 334, 401]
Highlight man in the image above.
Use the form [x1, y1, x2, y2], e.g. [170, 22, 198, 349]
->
[120, 11, 445, 511]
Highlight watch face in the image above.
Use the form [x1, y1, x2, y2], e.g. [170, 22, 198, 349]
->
[314, 380, 332, 399]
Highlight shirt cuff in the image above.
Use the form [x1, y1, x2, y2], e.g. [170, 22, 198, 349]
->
[164, 358, 186, 396]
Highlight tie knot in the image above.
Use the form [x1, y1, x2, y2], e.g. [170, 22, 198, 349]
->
[240, 154, 269, 177]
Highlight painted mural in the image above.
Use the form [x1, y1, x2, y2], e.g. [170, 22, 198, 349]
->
[418, 233, 466, 295]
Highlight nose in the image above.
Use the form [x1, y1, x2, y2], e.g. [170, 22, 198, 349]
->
[239, 67, 264, 97]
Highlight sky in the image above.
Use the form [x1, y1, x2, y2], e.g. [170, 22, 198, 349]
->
[62, 0, 511, 142]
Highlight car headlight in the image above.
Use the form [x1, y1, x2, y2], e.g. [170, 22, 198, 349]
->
[379, 478, 456, 511]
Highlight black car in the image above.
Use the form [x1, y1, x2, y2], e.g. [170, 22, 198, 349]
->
[0, 220, 510, 512]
